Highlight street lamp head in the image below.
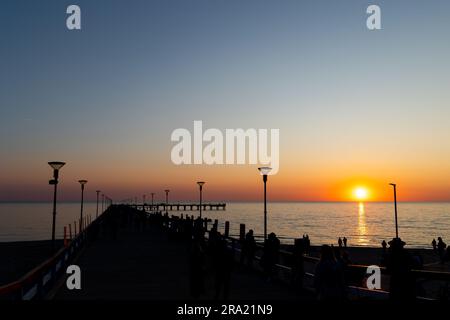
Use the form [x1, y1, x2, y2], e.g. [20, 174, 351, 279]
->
[48, 161, 66, 171]
[197, 181, 205, 187]
[165, 189, 170, 193]
[258, 167, 272, 176]
[78, 180, 88, 185]
[96, 190, 100, 193]
[389, 183, 396, 187]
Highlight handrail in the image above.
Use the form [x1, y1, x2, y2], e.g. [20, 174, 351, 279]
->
[229, 234, 450, 282]
[152, 208, 450, 300]
[0, 206, 110, 300]
[0, 246, 66, 295]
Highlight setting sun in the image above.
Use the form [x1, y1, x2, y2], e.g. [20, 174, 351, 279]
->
[354, 187, 369, 201]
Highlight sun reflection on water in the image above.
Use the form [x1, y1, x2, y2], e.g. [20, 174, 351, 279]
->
[357, 202, 369, 246]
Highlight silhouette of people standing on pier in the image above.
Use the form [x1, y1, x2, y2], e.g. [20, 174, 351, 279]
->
[386, 237, 415, 300]
[292, 238, 305, 291]
[261, 232, 280, 281]
[437, 237, 447, 264]
[343, 237, 347, 248]
[193, 217, 205, 240]
[302, 234, 311, 254]
[380, 240, 388, 265]
[314, 245, 346, 301]
[381, 240, 387, 252]
[432, 238, 437, 252]
[212, 234, 233, 300]
[189, 236, 206, 299]
[240, 229, 256, 268]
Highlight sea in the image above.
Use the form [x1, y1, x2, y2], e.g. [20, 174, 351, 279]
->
[1, 202, 449, 248]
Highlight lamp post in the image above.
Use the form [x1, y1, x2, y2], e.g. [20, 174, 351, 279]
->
[151, 192, 155, 211]
[96, 190, 100, 218]
[165, 189, 170, 213]
[390, 183, 399, 238]
[197, 182, 205, 218]
[78, 180, 87, 233]
[101, 194, 105, 213]
[48, 161, 66, 251]
[258, 167, 272, 241]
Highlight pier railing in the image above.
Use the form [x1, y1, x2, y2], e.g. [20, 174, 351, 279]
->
[152, 207, 450, 301]
[131, 202, 226, 212]
[0, 206, 110, 300]
[3, 204, 448, 300]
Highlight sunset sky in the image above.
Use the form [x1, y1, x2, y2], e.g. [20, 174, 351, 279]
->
[1, 0, 450, 202]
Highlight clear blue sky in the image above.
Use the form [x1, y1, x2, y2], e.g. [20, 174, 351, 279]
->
[1, 0, 450, 201]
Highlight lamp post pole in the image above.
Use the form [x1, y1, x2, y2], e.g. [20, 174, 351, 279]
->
[101, 194, 105, 213]
[96, 190, 100, 218]
[151, 193, 155, 211]
[258, 167, 272, 241]
[390, 183, 399, 238]
[164, 189, 170, 213]
[78, 180, 87, 233]
[197, 182, 205, 218]
[48, 161, 65, 251]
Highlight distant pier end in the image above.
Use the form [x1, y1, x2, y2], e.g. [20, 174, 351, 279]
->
[132, 202, 226, 211]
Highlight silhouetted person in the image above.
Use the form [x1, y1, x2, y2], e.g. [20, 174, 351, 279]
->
[189, 237, 206, 299]
[333, 246, 350, 287]
[437, 237, 447, 264]
[261, 233, 280, 280]
[240, 229, 256, 268]
[381, 240, 387, 252]
[338, 237, 343, 248]
[213, 235, 233, 299]
[314, 245, 346, 301]
[184, 217, 193, 241]
[432, 238, 437, 252]
[303, 234, 311, 254]
[343, 237, 347, 248]
[386, 238, 415, 300]
[292, 239, 305, 291]
[193, 217, 205, 240]
[208, 227, 219, 250]
[445, 247, 450, 263]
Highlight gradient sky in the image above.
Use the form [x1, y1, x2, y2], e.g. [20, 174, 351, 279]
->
[1, 0, 450, 202]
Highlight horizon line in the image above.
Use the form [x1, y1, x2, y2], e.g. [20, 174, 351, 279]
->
[2, 200, 450, 204]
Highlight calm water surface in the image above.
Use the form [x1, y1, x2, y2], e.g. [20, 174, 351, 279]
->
[1, 202, 449, 248]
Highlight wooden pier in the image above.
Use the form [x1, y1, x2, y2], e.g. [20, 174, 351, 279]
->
[132, 202, 226, 212]
[3, 204, 450, 301]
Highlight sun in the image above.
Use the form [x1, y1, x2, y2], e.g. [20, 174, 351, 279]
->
[354, 187, 369, 201]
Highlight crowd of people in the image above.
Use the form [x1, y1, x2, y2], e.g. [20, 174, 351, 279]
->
[109, 206, 449, 301]
[431, 237, 449, 264]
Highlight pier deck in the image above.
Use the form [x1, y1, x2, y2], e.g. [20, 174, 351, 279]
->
[54, 217, 308, 300]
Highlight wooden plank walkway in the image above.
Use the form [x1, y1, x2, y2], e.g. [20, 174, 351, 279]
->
[54, 223, 310, 300]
